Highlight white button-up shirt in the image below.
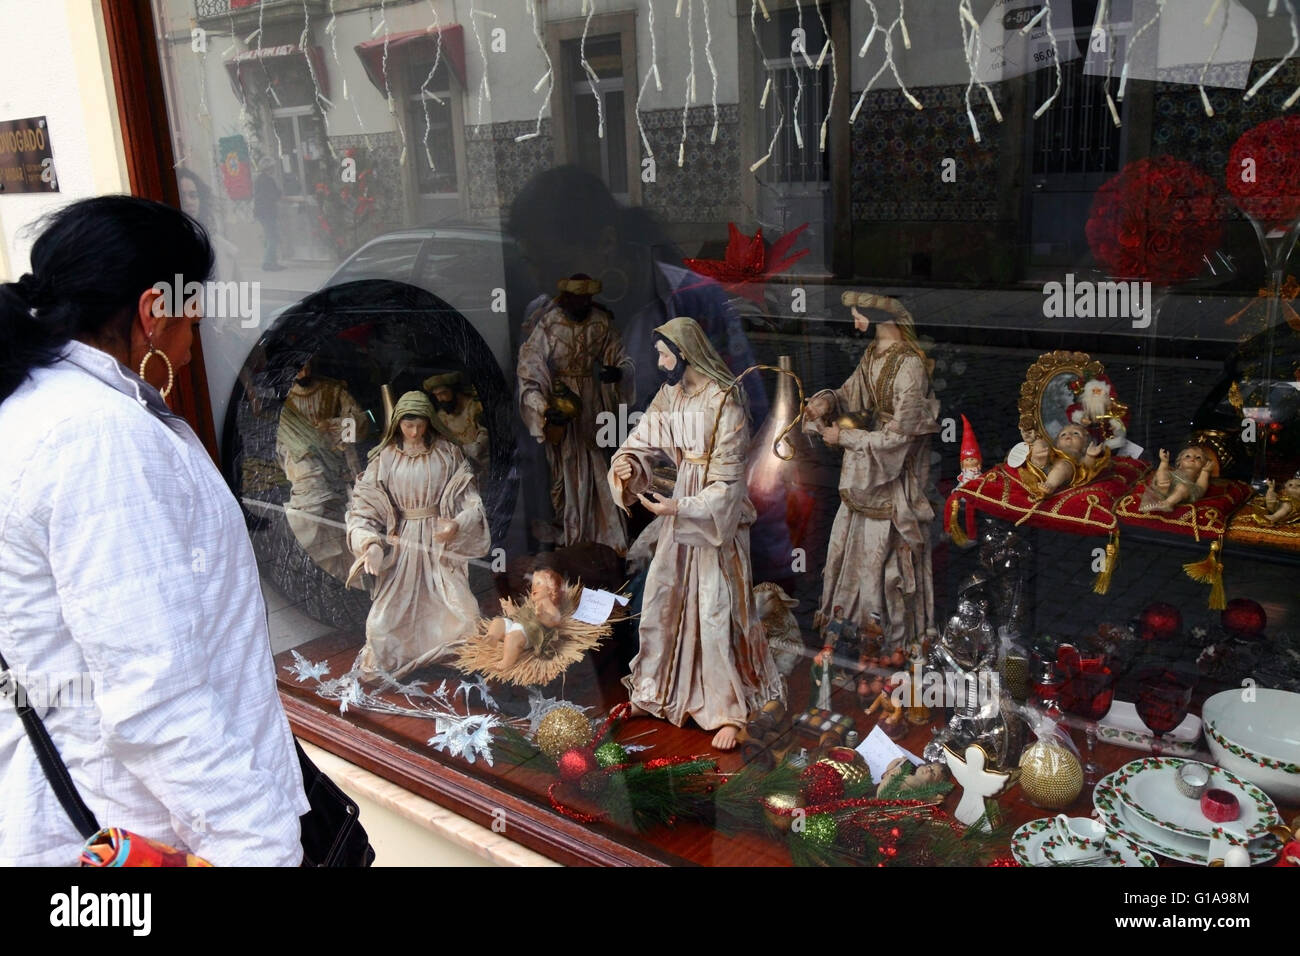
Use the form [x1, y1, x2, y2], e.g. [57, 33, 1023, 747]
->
[0, 340, 309, 865]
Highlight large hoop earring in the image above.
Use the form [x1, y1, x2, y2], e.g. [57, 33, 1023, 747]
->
[138, 346, 174, 401]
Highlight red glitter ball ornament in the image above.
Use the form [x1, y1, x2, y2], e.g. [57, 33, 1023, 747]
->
[800, 762, 846, 805]
[1221, 598, 1266, 641]
[557, 747, 599, 782]
[1138, 602, 1181, 642]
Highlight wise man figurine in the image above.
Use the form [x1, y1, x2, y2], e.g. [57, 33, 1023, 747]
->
[805, 291, 940, 656]
[518, 274, 634, 551]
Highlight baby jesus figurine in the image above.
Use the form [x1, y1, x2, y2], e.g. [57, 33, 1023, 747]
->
[1252, 475, 1300, 526]
[1022, 423, 1108, 502]
[455, 567, 617, 686]
[1139, 446, 1212, 513]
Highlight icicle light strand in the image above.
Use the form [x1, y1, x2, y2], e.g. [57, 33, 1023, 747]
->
[1031, 1, 1063, 120]
[749, 0, 783, 172]
[679, 0, 696, 167]
[1118, 0, 1165, 101]
[703, 0, 719, 143]
[815, 0, 837, 151]
[580, 0, 606, 139]
[1246, 0, 1299, 101]
[517, 0, 555, 142]
[792, 0, 806, 149]
[633, 0, 661, 158]
[419, 4, 445, 172]
[1199, 0, 1231, 117]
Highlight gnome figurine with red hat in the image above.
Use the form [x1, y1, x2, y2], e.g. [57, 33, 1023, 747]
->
[957, 415, 983, 487]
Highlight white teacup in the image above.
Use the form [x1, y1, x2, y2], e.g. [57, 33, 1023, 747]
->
[1048, 814, 1108, 860]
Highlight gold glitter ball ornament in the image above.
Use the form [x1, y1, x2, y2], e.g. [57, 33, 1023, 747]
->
[761, 791, 807, 831]
[535, 707, 594, 759]
[1018, 738, 1083, 809]
[815, 747, 873, 789]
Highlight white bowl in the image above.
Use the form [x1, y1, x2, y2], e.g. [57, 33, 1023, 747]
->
[1201, 688, 1300, 805]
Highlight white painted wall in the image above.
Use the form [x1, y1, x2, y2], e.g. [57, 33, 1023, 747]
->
[0, 0, 128, 280]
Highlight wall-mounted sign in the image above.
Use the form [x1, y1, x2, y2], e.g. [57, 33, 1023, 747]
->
[0, 116, 58, 194]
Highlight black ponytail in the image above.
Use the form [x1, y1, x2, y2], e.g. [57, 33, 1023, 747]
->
[0, 195, 214, 404]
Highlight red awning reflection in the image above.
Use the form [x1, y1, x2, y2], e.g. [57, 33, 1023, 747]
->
[354, 25, 466, 92]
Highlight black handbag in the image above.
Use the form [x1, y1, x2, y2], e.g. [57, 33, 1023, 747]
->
[2, 645, 375, 866]
[294, 739, 376, 867]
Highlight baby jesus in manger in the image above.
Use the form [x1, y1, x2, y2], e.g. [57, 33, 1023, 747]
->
[456, 567, 618, 686]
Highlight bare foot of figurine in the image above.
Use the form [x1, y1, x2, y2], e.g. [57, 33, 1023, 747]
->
[626, 701, 650, 717]
[712, 725, 739, 750]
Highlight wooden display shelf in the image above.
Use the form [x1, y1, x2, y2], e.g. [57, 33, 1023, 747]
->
[278, 634, 1298, 867]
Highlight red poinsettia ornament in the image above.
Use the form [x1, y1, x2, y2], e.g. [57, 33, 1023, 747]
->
[683, 222, 810, 306]
[1085, 156, 1222, 286]
[1227, 115, 1300, 232]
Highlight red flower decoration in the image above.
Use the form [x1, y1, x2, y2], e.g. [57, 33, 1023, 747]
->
[1227, 116, 1300, 231]
[1085, 156, 1222, 285]
[683, 222, 811, 306]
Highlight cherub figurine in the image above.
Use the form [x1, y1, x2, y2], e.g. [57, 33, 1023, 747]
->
[1139, 445, 1212, 513]
[1022, 422, 1108, 502]
[456, 566, 616, 686]
[1252, 474, 1300, 526]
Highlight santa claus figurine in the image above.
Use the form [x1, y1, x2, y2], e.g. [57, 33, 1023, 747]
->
[1067, 376, 1130, 453]
[957, 414, 983, 486]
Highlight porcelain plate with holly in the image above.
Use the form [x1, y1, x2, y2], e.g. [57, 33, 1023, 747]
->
[1109, 756, 1280, 843]
[1010, 817, 1157, 867]
[1094, 769, 1279, 865]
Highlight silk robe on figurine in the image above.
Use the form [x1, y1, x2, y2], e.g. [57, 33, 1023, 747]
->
[609, 372, 786, 733]
[813, 343, 939, 653]
[346, 420, 490, 679]
[518, 301, 634, 552]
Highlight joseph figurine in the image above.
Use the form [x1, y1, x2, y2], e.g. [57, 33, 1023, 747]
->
[805, 292, 939, 655]
[608, 317, 785, 750]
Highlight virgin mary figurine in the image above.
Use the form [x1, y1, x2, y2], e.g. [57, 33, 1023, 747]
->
[345, 390, 491, 680]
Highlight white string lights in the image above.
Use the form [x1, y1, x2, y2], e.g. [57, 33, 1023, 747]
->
[469, 0, 493, 123]
[580, 0, 606, 140]
[1198, 0, 1232, 117]
[702, 0, 720, 144]
[749, 0, 783, 172]
[956, 0, 1002, 143]
[1246, 0, 1298, 101]
[633, 0, 663, 161]
[1118, 0, 1165, 102]
[1025, 0, 1061, 120]
[678, 0, 696, 167]
[792, 0, 807, 150]
[1092, 0, 1120, 126]
[417, 3, 445, 175]
[851, 1, 921, 124]
[516, 0, 554, 143]
[814, 0, 837, 151]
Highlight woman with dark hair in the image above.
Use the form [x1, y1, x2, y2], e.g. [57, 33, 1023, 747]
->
[0, 195, 309, 865]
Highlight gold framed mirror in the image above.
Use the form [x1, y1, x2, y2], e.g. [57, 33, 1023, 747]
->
[1017, 350, 1106, 443]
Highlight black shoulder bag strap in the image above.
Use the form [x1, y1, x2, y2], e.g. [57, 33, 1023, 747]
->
[0, 648, 100, 839]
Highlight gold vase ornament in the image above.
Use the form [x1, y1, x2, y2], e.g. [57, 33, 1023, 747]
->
[1018, 737, 1083, 810]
